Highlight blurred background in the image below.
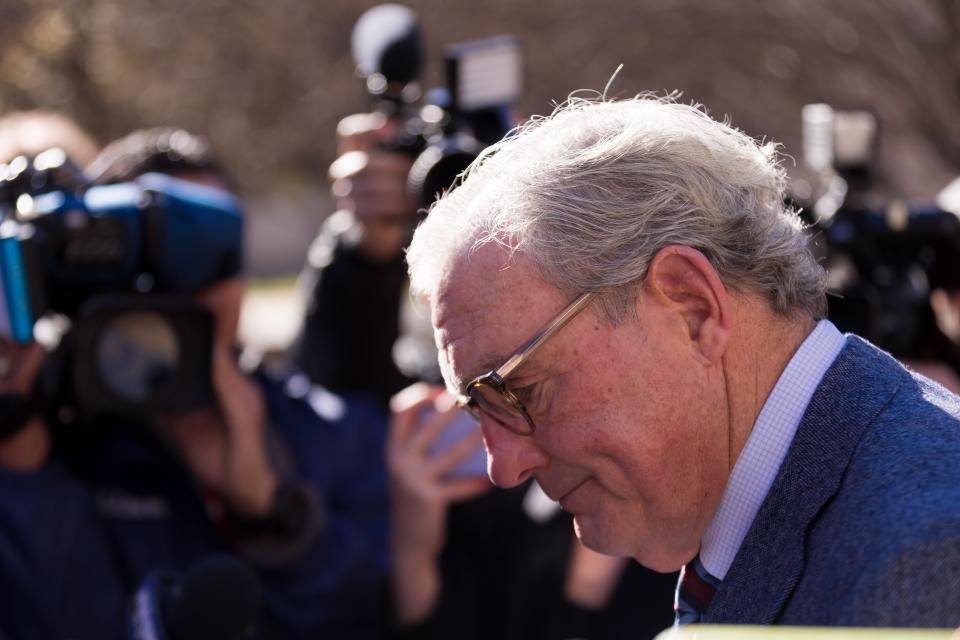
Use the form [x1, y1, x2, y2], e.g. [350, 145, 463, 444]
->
[2, 0, 958, 348]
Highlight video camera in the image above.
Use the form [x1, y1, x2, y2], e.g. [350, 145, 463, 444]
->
[801, 104, 960, 359]
[351, 3, 522, 209]
[0, 148, 243, 419]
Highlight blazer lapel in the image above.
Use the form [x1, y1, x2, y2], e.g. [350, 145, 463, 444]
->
[705, 337, 903, 623]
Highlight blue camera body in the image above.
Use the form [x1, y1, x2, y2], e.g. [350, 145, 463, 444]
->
[0, 172, 243, 342]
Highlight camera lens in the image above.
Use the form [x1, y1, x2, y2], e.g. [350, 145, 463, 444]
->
[95, 311, 179, 402]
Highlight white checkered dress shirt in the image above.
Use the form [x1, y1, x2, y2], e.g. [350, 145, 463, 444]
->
[700, 319, 846, 581]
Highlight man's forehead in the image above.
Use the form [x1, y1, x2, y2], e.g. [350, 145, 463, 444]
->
[432, 243, 564, 385]
[434, 245, 517, 359]
[434, 243, 551, 337]
[436, 244, 518, 319]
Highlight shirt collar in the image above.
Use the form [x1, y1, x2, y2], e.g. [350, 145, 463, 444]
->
[699, 319, 846, 580]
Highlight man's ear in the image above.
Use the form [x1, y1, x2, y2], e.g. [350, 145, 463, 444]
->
[643, 245, 730, 364]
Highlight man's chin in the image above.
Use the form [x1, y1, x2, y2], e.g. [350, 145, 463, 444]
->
[572, 514, 631, 558]
[574, 515, 689, 572]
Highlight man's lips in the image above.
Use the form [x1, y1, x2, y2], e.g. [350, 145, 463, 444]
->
[548, 478, 589, 510]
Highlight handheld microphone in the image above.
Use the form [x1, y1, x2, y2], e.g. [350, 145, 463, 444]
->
[130, 555, 262, 640]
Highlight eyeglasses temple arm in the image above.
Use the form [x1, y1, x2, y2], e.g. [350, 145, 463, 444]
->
[495, 291, 597, 380]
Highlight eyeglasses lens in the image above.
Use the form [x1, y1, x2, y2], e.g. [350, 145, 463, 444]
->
[469, 382, 534, 435]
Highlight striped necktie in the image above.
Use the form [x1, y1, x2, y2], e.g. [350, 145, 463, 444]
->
[674, 555, 720, 625]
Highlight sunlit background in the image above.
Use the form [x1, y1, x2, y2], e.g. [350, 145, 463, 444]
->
[2, 0, 958, 347]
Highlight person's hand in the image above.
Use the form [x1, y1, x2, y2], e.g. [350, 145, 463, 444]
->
[0, 338, 50, 471]
[387, 382, 491, 558]
[166, 278, 278, 517]
[386, 382, 491, 624]
[335, 112, 400, 156]
[328, 113, 418, 263]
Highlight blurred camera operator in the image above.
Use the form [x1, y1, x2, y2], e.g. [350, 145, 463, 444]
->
[800, 104, 960, 395]
[0, 123, 389, 639]
[289, 112, 423, 409]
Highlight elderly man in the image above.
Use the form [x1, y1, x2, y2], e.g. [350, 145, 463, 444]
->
[403, 95, 960, 627]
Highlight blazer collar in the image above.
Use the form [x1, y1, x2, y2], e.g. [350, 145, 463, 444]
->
[704, 336, 903, 623]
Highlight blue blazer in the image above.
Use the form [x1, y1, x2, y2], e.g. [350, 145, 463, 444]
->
[704, 336, 960, 627]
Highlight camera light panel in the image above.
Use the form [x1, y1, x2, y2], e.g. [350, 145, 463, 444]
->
[450, 36, 522, 113]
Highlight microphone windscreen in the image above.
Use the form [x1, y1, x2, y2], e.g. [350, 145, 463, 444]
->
[351, 4, 423, 85]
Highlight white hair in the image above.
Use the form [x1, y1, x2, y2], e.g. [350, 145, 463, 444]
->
[406, 93, 827, 322]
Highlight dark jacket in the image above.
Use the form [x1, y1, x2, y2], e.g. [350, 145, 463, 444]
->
[705, 336, 960, 626]
[291, 217, 413, 409]
[0, 368, 389, 640]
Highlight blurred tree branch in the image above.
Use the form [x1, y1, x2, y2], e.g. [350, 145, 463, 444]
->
[0, 0, 956, 202]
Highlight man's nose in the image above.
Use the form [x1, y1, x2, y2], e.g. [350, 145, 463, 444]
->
[480, 418, 549, 488]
